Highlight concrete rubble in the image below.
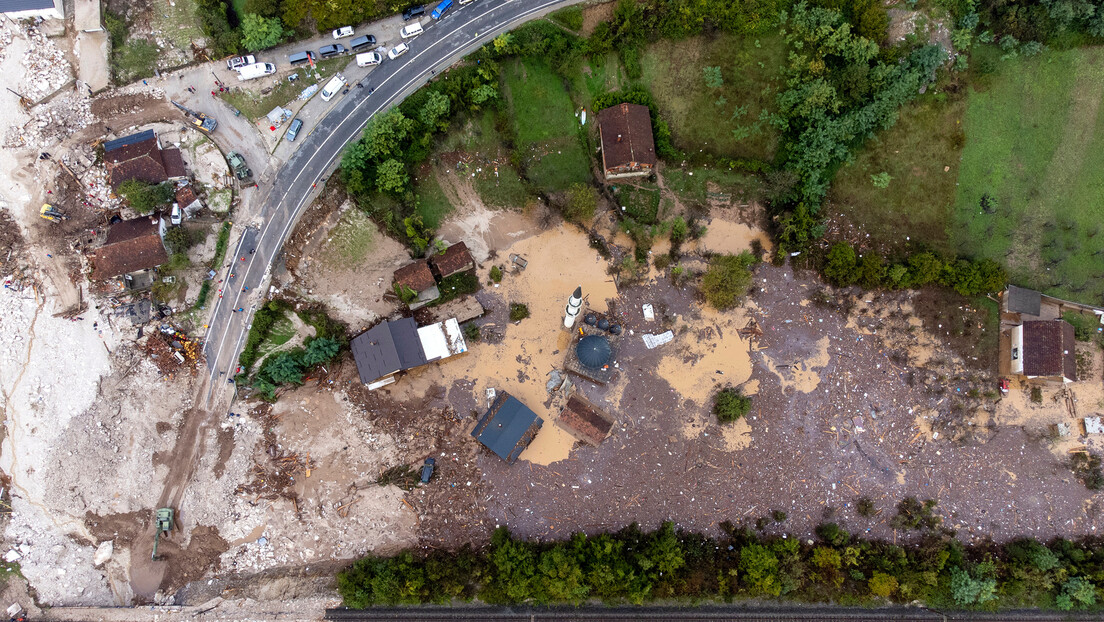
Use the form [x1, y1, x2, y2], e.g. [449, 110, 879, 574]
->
[18, 24, 73, 100]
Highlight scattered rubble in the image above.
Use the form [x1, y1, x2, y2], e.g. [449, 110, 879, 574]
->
[17, 24, 72, 100]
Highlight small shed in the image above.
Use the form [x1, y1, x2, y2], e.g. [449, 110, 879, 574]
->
[597, 103, 656, 180]
[429, 241, 475, 279]
[556, 395, 614, 446]
[1005, 285, 1042, 317]
[393, 261, 440, 310]
[471, 392, 543, 464]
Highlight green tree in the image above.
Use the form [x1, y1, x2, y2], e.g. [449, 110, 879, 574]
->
[713, 387, 751, 423]
[855, 252, 885, 289]
[492, 32, 515, 54]
[535, 546, 589, 604]
[701, 252, 756, 310]
[740, 543, 782, 596]
[703, 66, 724, 88]
[868, 571, 898, 597]
[403, 214, 431, 255]
[302, 337, 340, 366]
[1057, 576, 1097, 610]
[563, 183, 597, 223]
[486, 528, 537, 603]
[950, 564, 997, 606]
[823, 243, 858, 287]
[262, 350, 304, 385]
[117, 179, 173, 213]
[469, 83, 498, 107]
[376, 159, 409, 195]
[163, 226, 194, 255]
[419, 91, 451, 132]
[361, 109, 416, 161]
[240, 13, 287, 51]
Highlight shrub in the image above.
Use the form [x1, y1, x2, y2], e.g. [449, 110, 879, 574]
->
[815, 522, 850, 547]
[509, 303, 530, 322]
[1057, 577, 1097, 610]
[563, 183, 597, 223]
[462, 322, 481, 342]
[1070, 452, 1104, 490]
[163, 226, 195, 255]
[117, 179, 173, 213]
[823, 242, 858, 287]
[889, 497, 941, 531]
[869, 571, 899, 598]
[856, 497, 877, 517]
[489, 265, 503, 283]
[701, 252, 756, 310]
[713, 387, 751, 423]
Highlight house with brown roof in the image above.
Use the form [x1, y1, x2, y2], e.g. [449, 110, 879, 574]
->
[429, 241, 474, 279]
[1011, 320, 1077, 383]
[555, 395, 614, 446]
[174, 185, 203, 216]
[393, 260, 440, 310]
[90, 216, 168, 286]
[597, 103, 657, 180]
[103, 130, 187, 191]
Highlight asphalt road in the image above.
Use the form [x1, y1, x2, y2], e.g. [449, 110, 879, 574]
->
[200, 0, 579, 406]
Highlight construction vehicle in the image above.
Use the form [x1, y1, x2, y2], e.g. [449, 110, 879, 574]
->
[227, 151, 252, 180]
[151, 507, 174, 560]
[39, 203, 67, 222]
[170, 100, 218, 133]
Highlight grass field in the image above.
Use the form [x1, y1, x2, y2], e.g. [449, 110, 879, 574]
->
[640, 33, 786, 161]
[828, 88, 966, 255]
[321, 208, 377, 267]
[952, 46, 1104, 303]
[413, 174, 453, 229]
[663, 166, 762, 210]
[503, 58, 591, 192]
[568, 52, 628, 109]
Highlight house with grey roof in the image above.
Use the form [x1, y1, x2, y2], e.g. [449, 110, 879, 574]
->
[1, 0, 63, 20]
[349, 316, 467, 389]
[471, 392, 543, 464]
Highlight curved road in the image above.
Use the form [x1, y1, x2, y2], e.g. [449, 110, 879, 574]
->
[200, 0, 578, 405]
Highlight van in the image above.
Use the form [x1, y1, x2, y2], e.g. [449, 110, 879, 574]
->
[332, 26, 354, 39]
[388, 42, 409, 60]
[431, 0, 452, 19]
[237, 62, 276, 81]
[356, 51, 382, 67]
[319, 44, 345, 58]
[286, 118, 303, 141]
[400, 22, 423, 38]
[349, 34, 377, 51]
[402, 4, 425, 20]
[320, 74, 347, 101]
[289, 50, 315, 65]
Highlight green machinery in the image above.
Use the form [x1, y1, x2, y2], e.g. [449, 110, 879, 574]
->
[151, 507, 174, 561]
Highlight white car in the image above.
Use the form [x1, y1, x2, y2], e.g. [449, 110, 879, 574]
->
[320, 74, 347, 102]
[356, 51, 382, 67]
[170, 203, 182, 226]
[226, 54, 256, 70]
[388, 43, 409, 60]
[332, 26, 354, 39]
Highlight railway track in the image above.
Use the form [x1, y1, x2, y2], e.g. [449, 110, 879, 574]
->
[325, 605, 1103, 621]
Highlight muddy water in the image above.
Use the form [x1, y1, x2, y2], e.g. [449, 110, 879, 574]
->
[759, 335, 831, 394]
[657, 308, 755, 403]
[697, 218, 774, 257]
[438, 210, 536, 264]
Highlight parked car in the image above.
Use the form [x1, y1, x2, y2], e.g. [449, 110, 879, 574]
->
[402, 4, 425, 20]
[356, 51, 382, 67]
[226, 55, 255, 70]
[388, 42, 409, 60]
[420, 458, 435, 483]
[349, 34, 377, 51]
[320, 74, 347, 102]
[286, 118, 303, 141]
[289, 50, 316, 65]
[170, 203, 182, 225]
[332, 26, 354, 38]
[319, 44, 346, 58]
[401, 22, 423, 38]
[431, 0, 453, 19]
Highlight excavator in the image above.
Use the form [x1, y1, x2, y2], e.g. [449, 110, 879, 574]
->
[171, 100, 218, 133]
[39, 204, 67, 223]
[151, 507, 174, 560]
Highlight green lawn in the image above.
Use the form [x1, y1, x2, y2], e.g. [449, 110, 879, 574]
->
[616, 185, 662, 225]
[322, 208, 377, 267]
[221, 57, 350, 121]
[640, 33, 786, 161]
[474, 163, 530, 208]
[663, 166, 762, 210]
[568, 52, 628, 109]
[503, 58, 592, 192]
[413, 174, 453, 229]
[952, 46, 1104, 303]
[828, 88, 966, 255]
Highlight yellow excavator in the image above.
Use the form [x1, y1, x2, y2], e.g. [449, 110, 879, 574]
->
[39, 204, 67, 223]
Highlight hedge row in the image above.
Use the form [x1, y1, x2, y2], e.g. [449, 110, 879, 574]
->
[822, 242, 1006, 296]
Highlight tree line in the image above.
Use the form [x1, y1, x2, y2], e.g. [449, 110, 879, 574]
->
[338, 516, 1103, 611]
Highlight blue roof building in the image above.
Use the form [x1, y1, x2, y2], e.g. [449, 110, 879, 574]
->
[471, 392, 543, 464]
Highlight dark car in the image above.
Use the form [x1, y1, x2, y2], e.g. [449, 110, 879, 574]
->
[319, 44, 346, 58]
[420, 458, 435, 483]
[403, 4, 425, 20]
[286, 118, 303, 141]
[289, 50, 315, 65]
[350, 34, 377, 51]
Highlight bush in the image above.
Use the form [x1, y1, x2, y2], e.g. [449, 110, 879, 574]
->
[889, 497, 941, 531]
[713, 387, 751, 423]
[489, 265, 503, 283]
[856, 497, 877, 517]
[117, 179, 173, 213]
[1070, 452, 1104, 490]
[163, 226, 196, 255]
[462, 322, 481, 342]
[701, 252, 757, 310]
[435, 271, 480, 305]
[549, 5, 583, 31]
[1062, 312, 1099, 342]
[563, 183, 597, 223]
[509, 303, 530, 322]
[869, 572, 898, 598]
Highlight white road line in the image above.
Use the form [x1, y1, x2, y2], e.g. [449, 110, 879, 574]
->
[205, 0, 570, 387]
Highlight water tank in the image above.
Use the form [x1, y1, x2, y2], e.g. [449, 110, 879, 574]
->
[609, 324, 623, 335]
[576, 335, 611, 369]
[597, 318, 611, 331]
[584, 314, 597, 326]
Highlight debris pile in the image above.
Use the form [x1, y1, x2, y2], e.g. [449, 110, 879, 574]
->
[235, 406, 311, 503]
[19, 25, 73, 100]
[4, 91, 92, 149]
[0, 25, 14, 65]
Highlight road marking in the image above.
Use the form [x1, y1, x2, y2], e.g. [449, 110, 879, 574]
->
[204, 0, 573, 388]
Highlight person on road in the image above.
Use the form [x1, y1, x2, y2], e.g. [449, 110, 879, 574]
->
[240, 256, 246, 261]
[242, 286, 249, 292]
[249, 248, 256, 255]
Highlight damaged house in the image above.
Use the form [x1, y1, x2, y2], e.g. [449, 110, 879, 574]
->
[103, 129, 186, 191]
[349, 316, 467, 390]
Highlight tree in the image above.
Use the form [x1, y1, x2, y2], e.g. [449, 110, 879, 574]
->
[701, 252, 756, 310]
[823, 243, 858, 287]
[117, 179, 172, 213]
[403, 214, 431, 255]
[563, 183, 597, 223]
[739, 543, 782, 596]
[469, 83, 498, 107]
[376, 159, 409, 195]
[1057, 577, 1097, 610]
[492, 32, 515, 55]
[361, 109, 416, 161]
[262, 350, 304, 385]
[703, 66, 724, 88]
[163, 226, 194, 255]
[713, 387, 751, 423]
[302, 337, 340, 366]
[419, 91, 451, 132]
[950, 565, 997, 606]
[868, 571, 898, 597]
[240, 13, 286, 51]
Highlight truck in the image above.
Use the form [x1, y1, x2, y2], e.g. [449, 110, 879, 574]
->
[227, 151, 252, 180]
[171, 100, 218, 133]
[237, 62, 277, 81]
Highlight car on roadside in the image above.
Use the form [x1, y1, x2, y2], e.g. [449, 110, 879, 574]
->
[402, 4, 425, 20]
[320, 74, 347, 101]
[332, 26, 354, 38]
[388, 42, 409, 60]
[356, 51, 382, 67]
[286, 118, 303, 141]
[226, 55, 256, 70]
[350, 34, 377, 51]
[401, 22, 423, 38]
[319, 44, 346, 58]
